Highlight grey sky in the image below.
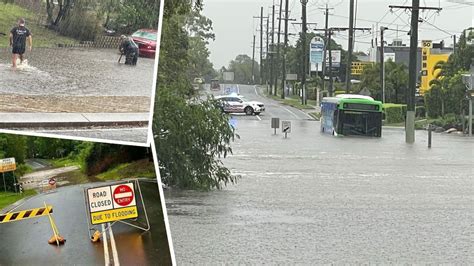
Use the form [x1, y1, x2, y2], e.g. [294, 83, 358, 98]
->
[202, 0, 473, 69]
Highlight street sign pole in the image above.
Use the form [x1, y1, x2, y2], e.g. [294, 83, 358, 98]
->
[3, 172, 5, 192]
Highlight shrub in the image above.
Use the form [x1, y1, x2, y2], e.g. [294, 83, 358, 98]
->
[383, 103, 406, 124]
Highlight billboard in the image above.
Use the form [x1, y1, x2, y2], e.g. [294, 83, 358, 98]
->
[325, 50, 341, 68]
[310, 37, 324, 64]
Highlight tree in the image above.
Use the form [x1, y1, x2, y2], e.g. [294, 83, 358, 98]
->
[227, 54, 259, 85]
[425, 29, 473, 118]
[154, 1, 237, 190]
[358, 60, 408, 103]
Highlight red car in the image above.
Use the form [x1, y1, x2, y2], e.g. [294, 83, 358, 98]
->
[131, 29, 158, 58]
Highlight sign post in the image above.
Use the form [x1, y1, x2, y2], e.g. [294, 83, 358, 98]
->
[271, 118, 280, 135]
[83, 179, 150, 241]
[282, 121, 291, 138]
[0, 158, 16, 192]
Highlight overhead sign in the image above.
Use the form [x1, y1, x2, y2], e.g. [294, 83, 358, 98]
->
[310, 37, 324, 65]
[0, 158, 16, 173]
[87, 182, 138, 225]
[223, 72, 234, 81]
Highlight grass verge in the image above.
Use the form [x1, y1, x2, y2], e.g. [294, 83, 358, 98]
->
[260, 87, 318, 110]
[0, 3, 77, 47]
[96, 159, 156, 181]
[0, 189, 36, 210]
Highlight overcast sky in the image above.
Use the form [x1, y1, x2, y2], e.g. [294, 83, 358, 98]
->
[202, 0, 473, 69]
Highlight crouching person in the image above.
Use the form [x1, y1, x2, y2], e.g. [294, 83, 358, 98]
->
[119, 35, 139, 66]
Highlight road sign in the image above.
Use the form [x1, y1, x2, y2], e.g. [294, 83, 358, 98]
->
[282, 121, 291, 133]
[324, 50, 341, 68]
[86, 182, 138, 225]
[384, 52, 396, 62]
[223, 72, 234, 81]
[0, 205, 53, 224]
[422, 40, 433, 48]
[0, 157, 16, 173]
[286, 74, 298, 81]
[271, 117, 280, 135]
[310, 37, 324, 64]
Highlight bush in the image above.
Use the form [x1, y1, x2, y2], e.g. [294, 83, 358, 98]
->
[383, 103, 406, 124]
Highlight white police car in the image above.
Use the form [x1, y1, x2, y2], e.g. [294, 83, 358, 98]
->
[215, 94, 265, 115]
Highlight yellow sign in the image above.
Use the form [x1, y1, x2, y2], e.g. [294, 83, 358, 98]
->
[0, 158, 16, 173]
[0, 205, 53, 223]
[90, 206, 138, 225]
[422, 40, 432, 48]
[351, 62, 373, 75]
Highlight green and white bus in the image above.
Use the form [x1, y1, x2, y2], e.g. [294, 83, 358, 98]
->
[320, 94, 383, 137]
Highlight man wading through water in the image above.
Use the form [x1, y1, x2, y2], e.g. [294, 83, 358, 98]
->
[9, 18, 32, 68]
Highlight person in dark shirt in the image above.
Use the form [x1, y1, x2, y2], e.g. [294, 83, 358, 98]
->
[9, 18, 32, 68]
[119, 35, 139, 66]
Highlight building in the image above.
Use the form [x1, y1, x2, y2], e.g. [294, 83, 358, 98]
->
[367, 39, 453, 95]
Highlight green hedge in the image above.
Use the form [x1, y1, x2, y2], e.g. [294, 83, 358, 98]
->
[383, 104, 426, 124]
[383, 104, 406, 124]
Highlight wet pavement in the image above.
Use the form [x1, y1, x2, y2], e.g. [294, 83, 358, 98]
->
[38, 126, 149, 145]
[166, 84, 474, 264]
[0, 179, 171, 265]
[0, 48, 155, 97]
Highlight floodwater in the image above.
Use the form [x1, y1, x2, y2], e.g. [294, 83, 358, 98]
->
[0, 180, 171, 265]
[0, 48, 155, 96]
[166, 118, 474, 264]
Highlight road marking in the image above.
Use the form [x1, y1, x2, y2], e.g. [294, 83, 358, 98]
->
[256, 115, 262, 121]
[108, 223, 120, 266]
[102, 224, 110, 266]
[281, 106, 300, 119]
[295, 108, 315, 120]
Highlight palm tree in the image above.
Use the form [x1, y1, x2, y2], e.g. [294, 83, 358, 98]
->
[429, 60, 447, 116]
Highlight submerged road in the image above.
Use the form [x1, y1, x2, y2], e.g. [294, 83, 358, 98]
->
[0, 179, 171, 265]
[166, 84, 474, 264]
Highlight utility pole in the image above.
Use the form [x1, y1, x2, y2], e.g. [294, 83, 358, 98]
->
[274, 0, 283, 96]
[281, 0, 289, 99]
[380, 26, 388, 103]
[252, 34, 256, 84]
[453, 34, 456, 54]
[320, 4, 333, 95]
[346, 0, 355, 93]
[266, 15, 270, 88]
[390, 3, 442, 143]
[270, 5, 275, 95]
[328, 31, 334, 96]
[254, 8, 268, 85]
[301, 0, 309, 105]
[260, 7, 264, 85]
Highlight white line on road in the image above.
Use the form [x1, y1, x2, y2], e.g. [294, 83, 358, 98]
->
[256, 115, 262, 121]
[108, 223, 120, 266]
[102, 224, 110, 266]
[281, 106, 301, 119]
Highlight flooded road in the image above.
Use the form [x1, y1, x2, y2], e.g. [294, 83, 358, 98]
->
[165, 84, 474, 264]
[0, 179, 171, 265]
[0, 48, 155, 97]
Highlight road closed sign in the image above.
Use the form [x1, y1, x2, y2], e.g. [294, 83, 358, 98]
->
[86, 182, 138, 225]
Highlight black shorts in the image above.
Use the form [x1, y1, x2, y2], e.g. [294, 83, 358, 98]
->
[12, 45, 25, 55]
